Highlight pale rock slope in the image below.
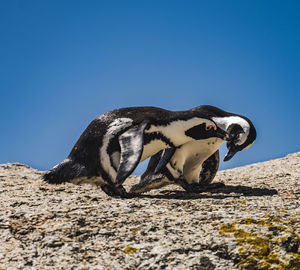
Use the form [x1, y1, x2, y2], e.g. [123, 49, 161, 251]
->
[0, 152, 299, 269]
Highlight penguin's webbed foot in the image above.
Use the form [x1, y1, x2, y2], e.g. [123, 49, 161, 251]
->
[201, 182, 225, 191]
[130, 173, 171, 194]
[176, 179, 225, 193]
[101, 184, 134, 198]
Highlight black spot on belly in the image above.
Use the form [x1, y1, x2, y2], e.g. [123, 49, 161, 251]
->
[170, 161, 177, 170]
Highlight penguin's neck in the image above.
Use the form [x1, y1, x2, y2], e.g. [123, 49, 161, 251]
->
[141, 117, 213, 161]
[146, 117, 213, 146]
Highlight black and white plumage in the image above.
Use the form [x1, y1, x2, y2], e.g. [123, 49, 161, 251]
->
[43, 106, 231, 197]
[130, 105, 256, 194]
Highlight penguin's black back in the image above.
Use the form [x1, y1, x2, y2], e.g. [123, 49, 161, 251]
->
[67, 106, 172, 170]
[43, 105, 224, 185]
[44, 106, 173, 184]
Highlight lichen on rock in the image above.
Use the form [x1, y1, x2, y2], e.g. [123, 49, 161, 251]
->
[0, 152, 300, 269]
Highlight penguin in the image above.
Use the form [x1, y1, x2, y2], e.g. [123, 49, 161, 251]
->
[43, 106, 231, 197]
[130, 105, 256, 194]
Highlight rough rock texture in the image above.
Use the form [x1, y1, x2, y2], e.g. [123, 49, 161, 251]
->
[0, 152, 299, 269]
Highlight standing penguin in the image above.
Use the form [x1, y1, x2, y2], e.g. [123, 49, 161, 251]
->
[43, 106, 231, 197]
[130, 105, 256, 194]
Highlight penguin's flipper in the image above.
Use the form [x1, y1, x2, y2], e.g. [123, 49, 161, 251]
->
[141, 151, 163, 182]
[115, 122, 148, 186]
[130, 150, 176, 194]
[153, 147, 176, 174]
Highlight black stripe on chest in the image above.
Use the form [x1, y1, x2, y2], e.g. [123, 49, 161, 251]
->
[143, 132, 175, 148]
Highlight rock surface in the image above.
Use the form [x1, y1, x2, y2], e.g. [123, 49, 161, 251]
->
[0, 153, 299, 269]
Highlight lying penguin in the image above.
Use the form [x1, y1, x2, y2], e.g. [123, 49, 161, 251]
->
[43, 106, 231, 197]
[130, 105, 256, 194]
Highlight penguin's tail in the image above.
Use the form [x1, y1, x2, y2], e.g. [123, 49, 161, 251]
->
[43, 158, 87, 184]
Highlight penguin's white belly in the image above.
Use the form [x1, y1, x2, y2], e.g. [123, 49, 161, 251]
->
[140, 139, 169, 162]
[170, 138, 224, 184]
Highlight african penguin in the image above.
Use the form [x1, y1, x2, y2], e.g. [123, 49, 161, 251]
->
[130, 105, 256, 194]
[43, 106, 231, 197]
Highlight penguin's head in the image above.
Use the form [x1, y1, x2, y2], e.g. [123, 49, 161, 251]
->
[223, 116, 256, 161]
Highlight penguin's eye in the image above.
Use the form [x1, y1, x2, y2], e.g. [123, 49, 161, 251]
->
[206, 124, 216, 131]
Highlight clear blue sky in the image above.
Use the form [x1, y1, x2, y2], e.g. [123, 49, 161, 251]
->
[1, 1, 299, 175]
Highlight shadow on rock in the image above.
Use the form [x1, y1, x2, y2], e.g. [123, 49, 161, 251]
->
[134, 184, 278, 200]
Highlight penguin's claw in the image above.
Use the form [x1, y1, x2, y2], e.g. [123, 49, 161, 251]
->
[177, 180, 225, 193]
[101, 184, 133, 198]
[201, 182, 225, 191]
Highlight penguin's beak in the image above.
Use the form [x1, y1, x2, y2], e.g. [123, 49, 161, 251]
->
[215, 127, 233, 141]
[224, 146, 239, 161]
